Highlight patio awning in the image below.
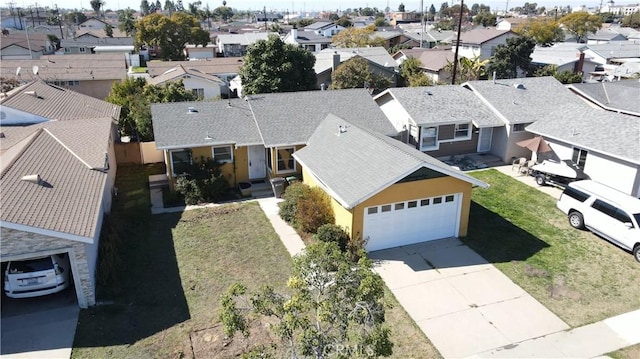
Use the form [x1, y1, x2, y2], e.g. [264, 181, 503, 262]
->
[516, 136, 552, 153]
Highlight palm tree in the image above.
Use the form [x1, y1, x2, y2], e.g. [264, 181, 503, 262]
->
[445, 56, 488, 84]
[90, 0, 105, 17]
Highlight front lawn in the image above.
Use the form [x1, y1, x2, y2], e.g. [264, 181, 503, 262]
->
[72, 164, 439, 358]
[466, 169, 640, 327]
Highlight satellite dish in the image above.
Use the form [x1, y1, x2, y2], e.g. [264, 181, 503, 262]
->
[32, 65, 39, 75]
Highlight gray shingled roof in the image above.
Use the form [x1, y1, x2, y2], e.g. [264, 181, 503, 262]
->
[304, 22, 335, 30]
[146, 58, 244, 77]
[0, 80, 121, 122]
[567, 80, 640, 116]
[458, 28, 514, 45]
[291, 30, 333, 44]
[217, 33, 270, 46]
[586, 43, 640, 59]
[527, 103, 640, 165]
[375, 85, 504, 128]
[147, 64, 225, 86]
[0, 124, 110, 239]
[463, 76, 589, 125]
[0, 53, 128, 82]
[293, 114, 488, 209]
[151, 99, 261, 150]
[247, 88, 397, 147]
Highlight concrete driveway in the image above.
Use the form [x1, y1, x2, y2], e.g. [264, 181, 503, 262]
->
[370, 238, 569, 358]
[1, 288, 79, 359]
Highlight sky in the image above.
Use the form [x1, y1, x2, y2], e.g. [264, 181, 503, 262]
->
[8, 0, 604, 14]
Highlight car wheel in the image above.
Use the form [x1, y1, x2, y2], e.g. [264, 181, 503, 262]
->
[633, 245, 640, 263]
[568, 211, 584, 229]
[535, 175, 546, 186]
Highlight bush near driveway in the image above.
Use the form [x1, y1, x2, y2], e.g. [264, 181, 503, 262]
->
[466, 170, 640, 327]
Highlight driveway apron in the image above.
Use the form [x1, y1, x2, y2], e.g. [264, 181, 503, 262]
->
[370, 238, 569, 358]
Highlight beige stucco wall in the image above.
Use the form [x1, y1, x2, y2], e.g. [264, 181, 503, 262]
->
[0, 227, 95, 308]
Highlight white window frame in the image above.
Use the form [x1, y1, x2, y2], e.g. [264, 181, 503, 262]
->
[454, 123, 471, 140]
[169, 149, 192, 176]
[572, 147, 588, 167]
[420, 126, 439, 151]
[276, 147, 296, 173]
[79, 47, 86, 53]
[191, 88, 205, 98]
[212, 145, 233, 163]
[64, 47, 71, 53]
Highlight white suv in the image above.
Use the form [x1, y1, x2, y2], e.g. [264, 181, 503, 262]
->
[557, 180, 640, 262]
[4, 254, 71, 298]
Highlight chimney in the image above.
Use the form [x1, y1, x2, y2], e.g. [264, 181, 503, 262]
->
[574, 52, 585, 74]
[492, 71, 496, 83]
[332, 51, 340, 73]
[291, 27, 298, 39]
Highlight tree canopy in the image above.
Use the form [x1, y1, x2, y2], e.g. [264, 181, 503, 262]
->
[399, 57, 433, 87]
[220, 241, 393, 359]
[473, 11, 496, 27]
[106, 77, 196, 141]
[445, 56, 488, 84]
[135, 12, 210, 60]
[486, 36, 535, 79]
[117, 8, 136, 36]
[239, 35, 317, 95]
[514, 19, 564, 47]
[621, 13, 640, 28]
[533, 64, 583, 84]
[559, 12, 602, 43]
[90, 0, 104, 16]
[330, 57, 392, 93]
[331, 25, 386, 48]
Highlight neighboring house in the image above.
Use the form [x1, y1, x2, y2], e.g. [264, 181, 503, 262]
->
[254, 12, 283, 22]
[587, 29, 629, 44]
[567, 80, 640, 117]
[530, 44, 597, 79]
[404, 29, 454, 48]
[462, 76, 595, 163]
[59, 34, 133, 55]
[373, 85, 503, 158]
[393, 48, 454, 83]
[314, 47, 398, 89]
[0, 31, 55, 60]
[283, 28, 332, 52]
[151, 89, 397, 189]
[147, 64, 227, 99]
[293, 114, 489, 251]
[607, 26, 640, 41]
[146, 58, 244, 82]
[303, 21, 345, 38]
[0, 80, 120, 308]
[495, 17, 531, 31]
[389, 11, 421, 25]
[0, 53, 128, 99]
[76, 17, 112, 30]
[453, 28, 517, 60]
[526, 103, 640, 197]
[216, 32, 271, 57]
[372, 30, 419, 50]
[184, 44, 217, 59]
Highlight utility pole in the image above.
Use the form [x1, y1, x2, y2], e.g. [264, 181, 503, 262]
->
[420, 0, 424, 48]
[35, 3, 41, 25]
[451, 0, 464, 85]
[56, 4, 64, 39]
[263, 6, 267, 30]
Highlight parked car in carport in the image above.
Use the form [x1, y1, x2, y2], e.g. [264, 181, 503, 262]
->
[4, 254, 71, 298]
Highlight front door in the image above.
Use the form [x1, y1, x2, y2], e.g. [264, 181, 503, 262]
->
[477, 127, 493, 152]
[248, 145, 266, 180]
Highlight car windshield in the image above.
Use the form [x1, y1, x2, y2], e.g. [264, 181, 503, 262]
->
[634, 214, 640, 226]
[8, 257, 54, 274]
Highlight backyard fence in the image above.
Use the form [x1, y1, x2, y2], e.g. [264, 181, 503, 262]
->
[114, 141, 164, 165]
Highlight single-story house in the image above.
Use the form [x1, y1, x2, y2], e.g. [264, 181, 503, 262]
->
[567, 80, 640, 117]
[0, 80, 120, 307]
[392, 47, 454, 83]
[0, 31, 55, 60]
[373, 85, 503, 159]
[151, 88, 397, 188]
[462, 76, 592, 163]
[216, 32, 271, 57]
[294, 114, 489, 251]
[147, 64, 227, 99]
[454, 28, 517, 60]
[314, 47, 398, 89]
[283, 28, 332, 52]
[526, 103, 640, 197]
[303, 21, 345, 38]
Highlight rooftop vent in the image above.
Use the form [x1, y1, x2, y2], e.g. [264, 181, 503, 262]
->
[425, 90, 432, 96]
[337, 125, 348, 136]
[513, 83, 526, 89]
[24, 90, 38, 98]
[21, 174, 42, 185]
[187, 106, 198, 113]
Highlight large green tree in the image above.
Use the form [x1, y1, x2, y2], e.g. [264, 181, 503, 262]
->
[399, 57, 433, 87]
[621, 12, 640, 28]
[220, 241, 393, 359]
[331, 25, 386, 48]
[90, 0, 104, 17]
[135, 12, 209, 60]
[445, 56, 488, 84]
[473, 11, 496, 27]
[117, 8, 136, 36]
[559, 12, 602, 43]
[330, 57, 392, 92]
[239, 35, 316, 95]
[106, 77, 196, 140]
[485, 36, 535, 79]
[514, 18, 564, 47]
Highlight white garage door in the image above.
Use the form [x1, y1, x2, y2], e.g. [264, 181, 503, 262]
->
[363, 193, 461, 251]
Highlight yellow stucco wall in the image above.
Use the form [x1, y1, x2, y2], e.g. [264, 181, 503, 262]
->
[165, 145, 250, 188]
[301, 167, 473, 241]
[268, 145, 305, 179]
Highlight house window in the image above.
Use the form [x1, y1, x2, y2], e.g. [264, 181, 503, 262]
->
[420, 127, 438, 151]
[408, 201, 417, 208]
[191, 88, 205, 98]
[381, 205, 391, 212]
[276, 147, 295, 173]
[170, 149, 192, 175]
[445, 195, 454, 202]
[454, 123, 471, 139]
[512, 122, 532, 132]
[572, 147, 588, 167]
[212, 145, 233, 163]
[420, 199, 430, 206]
[69, 80, 79, 86]
[395, 203, 405, 210]
[433, 197, 442, 204]
[64, 47, 71, 53]
[79, 47, 86, 53]
[367, 207, 378, 214]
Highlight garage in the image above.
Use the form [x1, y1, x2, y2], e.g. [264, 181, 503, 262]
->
[363, 193, 462, 251]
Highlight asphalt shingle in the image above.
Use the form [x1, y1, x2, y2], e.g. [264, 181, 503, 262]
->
[568, 80, 640, 116]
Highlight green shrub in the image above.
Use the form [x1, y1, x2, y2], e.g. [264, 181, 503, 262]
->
[314, 223, 350, 252]
[279, 182, 311, 224]
[174, 156, 229, 205]
[295, 187, 334, 233]
[347, 234, 366, 262]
